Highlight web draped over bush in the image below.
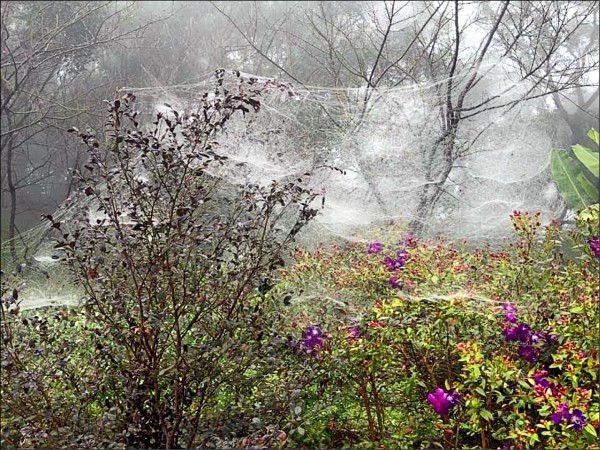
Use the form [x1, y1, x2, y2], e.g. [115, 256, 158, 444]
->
[0, 68, 568, 311]
[123, 68, 566, 244]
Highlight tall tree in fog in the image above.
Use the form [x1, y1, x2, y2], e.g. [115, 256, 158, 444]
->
[212, 0, 599, 234]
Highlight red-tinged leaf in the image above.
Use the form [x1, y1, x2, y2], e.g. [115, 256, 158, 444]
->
[87, 269, 99, 280]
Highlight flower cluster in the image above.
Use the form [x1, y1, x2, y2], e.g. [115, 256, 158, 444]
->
[285, 326, 326, 355]
[427, 387, 460, 417]
[550, 403, 586, 431]
[367, 241, 383, 255]
[587, 236, 599, 259]
[500, 303, 558, 362]
[367, 236, 414, 289]
[378, 246, 409, 289]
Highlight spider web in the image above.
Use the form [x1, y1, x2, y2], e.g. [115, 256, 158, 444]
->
[2, 66, 568, 310]
[121, 67, 565, 244]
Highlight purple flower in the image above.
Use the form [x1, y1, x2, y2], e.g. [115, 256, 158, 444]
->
[446, 388, 461, 408]
[516, 323, 532, 342]
[382, 250, 408, 272]
[587, 236, 600, 259]
[367, 241, 383, 255]
[389, 277, 401, 289]
[533, 370, 548, 386]
[427, 387, 460, 417]
[529, 330, 558, 346]
[503, 323, 531, 343]
[551, 404, 586, 431]
[347, 325, 361, 341]
[551, 403, 572, 425]
[532, 370, 558, 396]
[383, 252, 407, 272]
[569, 409, 586, 431]
[503, 325, 520, 342]
[530, 332, 544, 344]
[303, 325, 323, 351]
[502, 303, 518, 322]
[545, 333, 559, 345]
[517, 345, 538, 362]
[550, 411, 563, 425]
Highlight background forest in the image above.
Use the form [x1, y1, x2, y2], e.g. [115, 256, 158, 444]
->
[2, 1, 599, 249]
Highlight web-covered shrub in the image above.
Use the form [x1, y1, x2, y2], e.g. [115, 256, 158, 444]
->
[40, 72, 319, 448]
[265, 212, 598, 449]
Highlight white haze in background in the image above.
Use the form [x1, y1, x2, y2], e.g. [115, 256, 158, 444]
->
[121, 60, 567, 245]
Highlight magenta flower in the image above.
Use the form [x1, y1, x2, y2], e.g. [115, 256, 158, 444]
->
[427, 387, 460, 417]
[517, 345, 538, 362]
[303, 325, 323, 352]
[503, 323, 531, 343]
[587, 236, 600, 259]
[367, 241, 383, 255]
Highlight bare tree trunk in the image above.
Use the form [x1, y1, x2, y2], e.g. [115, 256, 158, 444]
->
[5, 136, 17, 260]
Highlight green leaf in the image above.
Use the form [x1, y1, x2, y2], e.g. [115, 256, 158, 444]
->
[584, 423, 598, 441]
[571, 375, 578, 389]
[475, 387, 486, 397]
[529, 433, 540, 445]
[588, 128, 599, 146]
[471, 365, 481, 381]
[572, 144, 599, 178]
[480, 409, 494, 421]
[551, 149, 599, 211]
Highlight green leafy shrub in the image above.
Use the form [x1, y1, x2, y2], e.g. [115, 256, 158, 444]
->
[268, 212, 598, 449]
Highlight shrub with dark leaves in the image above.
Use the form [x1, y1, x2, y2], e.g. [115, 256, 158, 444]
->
[34, 71, 319, 448]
